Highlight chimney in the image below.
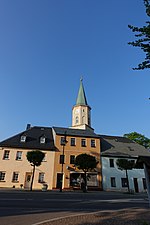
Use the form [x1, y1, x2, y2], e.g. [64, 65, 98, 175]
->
[26, 124, 31, 130]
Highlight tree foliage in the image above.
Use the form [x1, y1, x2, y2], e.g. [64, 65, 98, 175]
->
[116, 159, 135, 171]
[128, 0, 150, 70]
[26, 150, 45, 191]
[75, 153, 97, 192]
[124, 132, 150, 148]
[116, 159, 135, 192]
[75, 153, 97, 172]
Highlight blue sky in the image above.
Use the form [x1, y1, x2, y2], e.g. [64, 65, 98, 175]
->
[0, 0, 150, 141]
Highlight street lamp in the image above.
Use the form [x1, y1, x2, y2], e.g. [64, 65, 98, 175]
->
[60, 131, 68, 192]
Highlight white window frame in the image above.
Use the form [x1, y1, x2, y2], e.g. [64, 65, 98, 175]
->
[3, 150, 10, 160]
[40, 137, 45, 144]
[81, 139, 86, 147]
[38, 172, 45, 183]
[16, 151, 22, 160]
[70, 138, 76, 146]
[0, 172, 6, 181]
[20, 135, 26, 142]
[12, 172, 19, 182]
[91, 139, 96, 147]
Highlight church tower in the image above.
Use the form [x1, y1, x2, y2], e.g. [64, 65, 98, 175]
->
[71, 78, 94, 132]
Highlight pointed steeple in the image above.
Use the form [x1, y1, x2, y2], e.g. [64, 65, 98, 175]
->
[71, 78, 93, 132]
[76, 78, 88, 106]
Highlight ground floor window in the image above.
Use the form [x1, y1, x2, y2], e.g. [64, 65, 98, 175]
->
[70, 173, 98, 188]
[0, 172, 6, 181]
[12, 172, 19, 182]
[110, 177, 116, 187]
[38, 172, 45, 183]
[121, 178, 128, 187]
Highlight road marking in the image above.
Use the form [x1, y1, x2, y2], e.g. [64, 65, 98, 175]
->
[31, 212, 95, 225]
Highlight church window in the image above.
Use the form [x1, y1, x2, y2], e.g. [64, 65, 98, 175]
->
[75, 116, 79, 124]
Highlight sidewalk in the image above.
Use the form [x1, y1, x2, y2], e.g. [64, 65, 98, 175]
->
[33, 208, 150, 225]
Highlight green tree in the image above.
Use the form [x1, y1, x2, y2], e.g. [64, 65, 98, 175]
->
[116, 159, 135, 192]
[75, 153, 97, 192]
[124, 132, 150, 148]
[128, 0, 150, 70]
[26, 150, 45, 191]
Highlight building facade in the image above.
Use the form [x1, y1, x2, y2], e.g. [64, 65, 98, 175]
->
[100, 135, 150, 192]
[0, 79, 150, 192]
[0, 79, 102, 190]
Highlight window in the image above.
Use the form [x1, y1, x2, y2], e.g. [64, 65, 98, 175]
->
[70, 155, 75, 164]
[75, 116, 79, 124]
[70, 138, 76, 146]
[12, 172, 19, 182]
[81, 139, 86, 147]
[20, 135, 26, 142]
[40, 136, 45, 144]
[91, 139, 96, 147]
[42, 153, 46, 161]
[3, 150, 10, 160]
[109, 159, 114, 167]
[38, 173, 45, 183]
[0, 172, 6, 181]
[16, 151, 22, 160]
[60, 137, 67, 146]
[111, 177, 116, 187]
[121, 178, 128, 187]
[60, 155, 65, 164]
[143, 178, 147, 190]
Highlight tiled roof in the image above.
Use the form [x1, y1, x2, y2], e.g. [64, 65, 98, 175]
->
[76, 79, 88, 106]
[0, 126, 56, 151]
[53, 127, 99, 138]
[100, 134, 150, 158]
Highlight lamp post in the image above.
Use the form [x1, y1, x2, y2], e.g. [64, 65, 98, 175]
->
[60, 131, 67, 192]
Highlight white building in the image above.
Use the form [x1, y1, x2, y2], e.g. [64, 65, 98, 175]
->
[100, 135, 150, 193]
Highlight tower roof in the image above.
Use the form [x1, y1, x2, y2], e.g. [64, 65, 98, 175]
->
[76, 78, 88, 105]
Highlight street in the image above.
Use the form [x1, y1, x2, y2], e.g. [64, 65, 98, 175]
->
[0, 190, 149, 225]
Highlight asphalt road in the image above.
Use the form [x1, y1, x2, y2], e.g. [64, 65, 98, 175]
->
[0, 189, 149, 225]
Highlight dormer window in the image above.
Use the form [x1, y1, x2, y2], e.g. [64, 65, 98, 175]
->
[40, 136, 45, 144]
[20, 135, 26, 143]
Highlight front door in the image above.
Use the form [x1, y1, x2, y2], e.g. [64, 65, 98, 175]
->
[56, 173, 63, 189]
[134, 178, 139, 193]
[24, 173, 32, 189]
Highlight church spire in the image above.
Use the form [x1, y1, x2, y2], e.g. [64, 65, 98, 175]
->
[71, 78, 93, 132]
[76, 78, 88, 106]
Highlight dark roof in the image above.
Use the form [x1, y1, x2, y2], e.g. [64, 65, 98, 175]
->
[100, 134, 150, 158]
[0, 126, 56, 151]
[53, 127, 99, 138]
